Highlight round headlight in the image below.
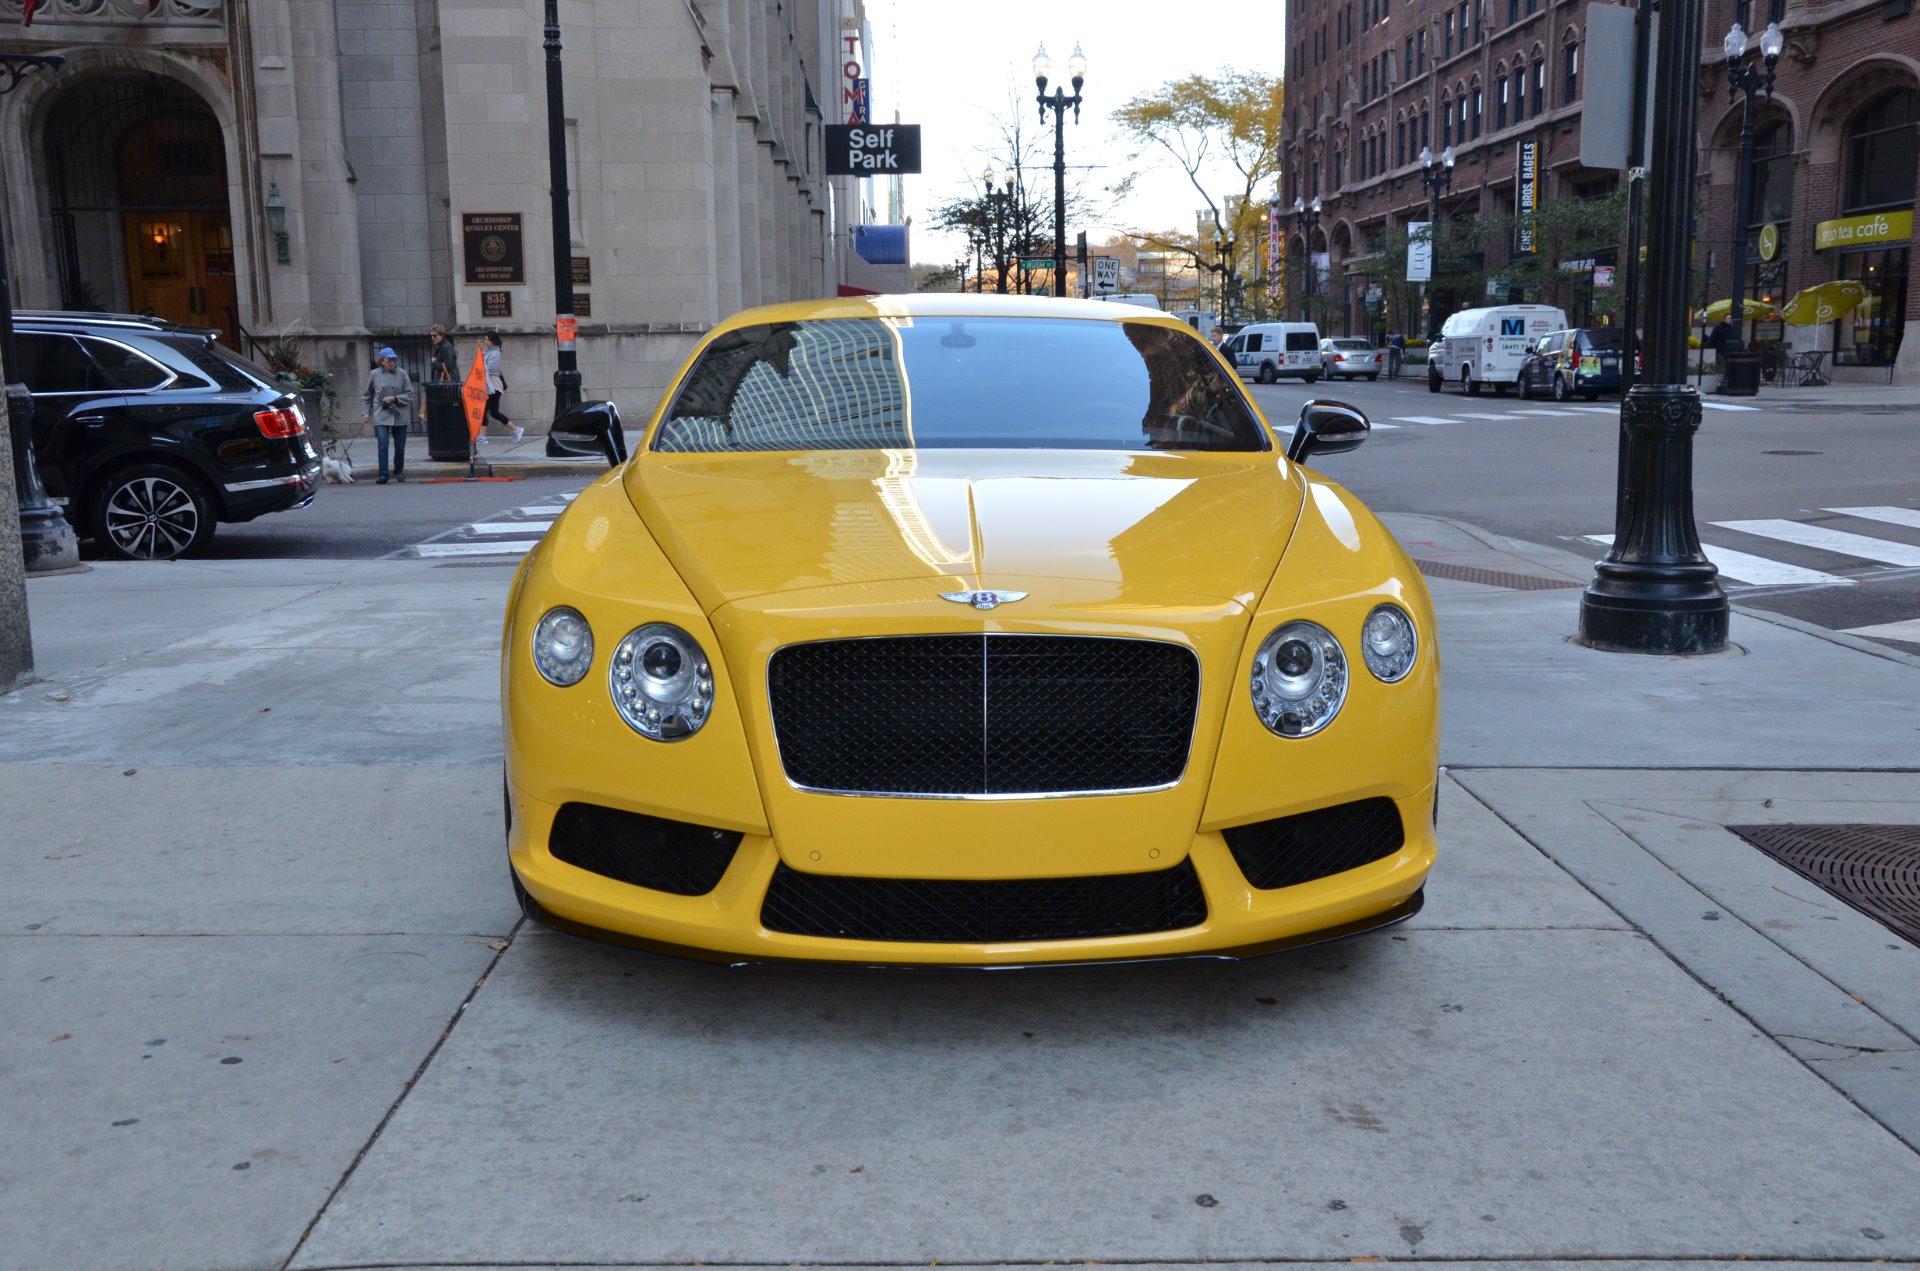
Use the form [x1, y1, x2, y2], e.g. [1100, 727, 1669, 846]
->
[609, 623, 714, 741]
[1250, 620, 1348, 737]
[531, 606, 594, 686]
[1361, 604, 1418, 682]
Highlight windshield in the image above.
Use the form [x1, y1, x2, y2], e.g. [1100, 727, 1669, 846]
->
[653, 316, 1269, 453]
[1332, 338, 1374, 350]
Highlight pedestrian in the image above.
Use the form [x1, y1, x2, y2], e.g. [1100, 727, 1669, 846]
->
[419, 323, 459, 425]
[362, 346, 414, 484]
[1707, 317, 1733, 366]
[1386, 329, 1406, 379]
[481, 332, 523, 444]
[1209, 324, 1228, 349]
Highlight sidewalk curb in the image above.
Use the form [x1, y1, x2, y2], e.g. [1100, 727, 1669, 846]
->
[1732, 603, 1920, 669]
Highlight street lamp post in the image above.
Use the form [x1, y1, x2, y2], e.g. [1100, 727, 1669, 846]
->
[983, 170, 1015, 295]
[1293, 196, 1321, 322]
[1210, 230, 1238, 324]
[1418, 144, 1455, 338]
[543, 0, 583, 420]
[1578, 0, 1728, 655]
[1716, 18, 1784, 397]
[1033, 43, 1085, 299]
[0, 51, 81, 591]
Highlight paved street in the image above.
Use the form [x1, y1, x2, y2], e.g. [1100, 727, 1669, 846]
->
[4, 478, 1918, 1269]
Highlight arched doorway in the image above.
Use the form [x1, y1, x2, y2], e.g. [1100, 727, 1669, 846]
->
[42, 74, 233, 328]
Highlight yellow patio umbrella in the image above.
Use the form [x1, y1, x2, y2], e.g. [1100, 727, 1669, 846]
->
[1695, 297, 1781, 324]
[1780, 280, 1868, 325]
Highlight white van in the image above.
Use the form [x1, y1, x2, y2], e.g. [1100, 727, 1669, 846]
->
[1427, 304, 1568, 394]
[1225, 322, 1323, 383]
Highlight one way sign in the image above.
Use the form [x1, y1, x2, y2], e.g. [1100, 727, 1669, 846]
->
[825, 125, 923, 175]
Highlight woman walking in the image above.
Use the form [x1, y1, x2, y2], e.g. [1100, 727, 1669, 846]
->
[481, 332, 523, 443]
[361, 346, 414, 484]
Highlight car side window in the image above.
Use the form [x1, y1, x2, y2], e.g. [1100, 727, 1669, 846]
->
[15, 333, 96, 394]
[1244, 333, 1263, 352]
[81, 338, 170, 391]
[1284, 332, 1317, 352]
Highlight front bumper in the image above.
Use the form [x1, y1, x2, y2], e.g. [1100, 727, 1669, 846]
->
[507, 781, 1437, 967]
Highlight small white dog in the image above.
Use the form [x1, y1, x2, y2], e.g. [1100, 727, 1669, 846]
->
[320, 441, 355, 484]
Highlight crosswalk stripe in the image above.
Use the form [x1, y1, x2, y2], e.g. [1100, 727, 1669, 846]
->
[1841, 619, 1920, 643]
[466, 520, 557, 535]
[1392, 415, 1459, 425]
[1825, 506, 1920, 531]
[1581, 534, 1852, 587]
[413, 540, 538, 558]
[1512, 408, 1579, 416]
[1700, 400, 1762, 412]
[1712, 518, 1920, 567]
[516, 505, 568, 516]
[1569, 405, 1617, 414]
[1455, 412, 1511, 420]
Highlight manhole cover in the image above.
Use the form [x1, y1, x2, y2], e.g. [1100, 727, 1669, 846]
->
[1729, 824, 1920, 945]
[1414, 560, 1584, 590]
[1762, 450, 1822, 456]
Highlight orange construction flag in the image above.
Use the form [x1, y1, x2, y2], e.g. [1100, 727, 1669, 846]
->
[461, 341, 489, 443]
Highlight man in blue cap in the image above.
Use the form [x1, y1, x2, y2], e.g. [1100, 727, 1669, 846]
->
[362, 346, 415, 483]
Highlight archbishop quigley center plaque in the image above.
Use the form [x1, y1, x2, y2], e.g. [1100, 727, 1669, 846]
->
[462, 213, 525, 285]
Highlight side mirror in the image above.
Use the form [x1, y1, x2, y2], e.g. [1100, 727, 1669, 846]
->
[548, 399, 627, 468]
[1286, 399, 1369, 464]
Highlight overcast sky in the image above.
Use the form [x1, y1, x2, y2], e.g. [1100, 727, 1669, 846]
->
[860, 0, 1287, 266]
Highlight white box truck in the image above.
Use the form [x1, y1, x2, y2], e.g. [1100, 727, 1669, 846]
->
[1427, 304, 1568, 395]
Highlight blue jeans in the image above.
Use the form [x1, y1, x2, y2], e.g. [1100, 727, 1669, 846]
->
[375, 423, 407, 479]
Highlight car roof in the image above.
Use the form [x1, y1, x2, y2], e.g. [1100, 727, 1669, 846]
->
[15, 310, 221, 340]
[709, 291, 1198, 334]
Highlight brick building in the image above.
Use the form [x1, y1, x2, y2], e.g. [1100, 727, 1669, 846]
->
[1281, 0, 1918, 384]
[1696, 0, 1918, 384]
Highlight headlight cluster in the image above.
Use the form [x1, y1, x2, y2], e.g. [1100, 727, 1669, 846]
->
[529, 609, 715, 742]
[1250, 604, 1417, 738]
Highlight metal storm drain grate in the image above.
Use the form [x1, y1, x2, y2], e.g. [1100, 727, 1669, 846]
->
[1414, 560, 1584, 591]
[1729, 824, 1920, 946]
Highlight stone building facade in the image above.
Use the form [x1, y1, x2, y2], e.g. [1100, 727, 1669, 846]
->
[1281, 0, 1918, 384]
[1, 0, 873, 423]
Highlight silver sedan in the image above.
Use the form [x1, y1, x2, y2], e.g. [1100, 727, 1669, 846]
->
[1320, 338, 1384, 381]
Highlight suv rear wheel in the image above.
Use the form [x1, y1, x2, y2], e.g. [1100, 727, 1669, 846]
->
[89, 462, 215, 561]
[1552, 374, 1572, 402]
[1463, 366, 1482, 396]
[1256, 361, 1276, 384]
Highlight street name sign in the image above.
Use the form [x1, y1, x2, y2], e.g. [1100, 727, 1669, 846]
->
[825, 125, 923, 175]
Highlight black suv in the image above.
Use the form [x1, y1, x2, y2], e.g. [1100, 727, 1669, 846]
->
[12, 312, 319, 559]
[1517, 327, 1628, 401]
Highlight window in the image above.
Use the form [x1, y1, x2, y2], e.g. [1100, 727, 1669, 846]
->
[1472, 89, 1484, 138]
[1396, 120, 1406, 166]
[1460, 2, 1472, 46]
[14, 334, 96, 394]
[1835, 246, 1909, 367]
[1363, 64, 1371, 100]
[1532, 61, 1545, 117]
[1844, 88, 1920, 212]
[1563, 43, 1579, 104]
[1404, 37, 1413, 79]
[1334, 149, 1345, 188]
[1750, 120, 1794, 227]
[1442, 99, 1452, 146]
[1526, 0, 1537, 12]
[1497, 76, 1509, 128]
[1513, 68, 1526, 120]
[1508, 0, 1518, 21]
[1445, 12, 1454, 57]
[655, 318, 1269, 454]
[1420, 110, 1430, 149]
[1417, 30, 1426, 71]
[81, 339, 171, 391]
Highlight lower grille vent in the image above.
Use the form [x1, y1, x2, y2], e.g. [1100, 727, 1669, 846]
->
[1222, 798, 1406, 891]
[548, 802, 741, 895]
[761, 859, 1207, 944]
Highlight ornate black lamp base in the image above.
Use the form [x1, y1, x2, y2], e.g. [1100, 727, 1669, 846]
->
[6, 385, 81, 575]
[1578, 384, 1730, 655]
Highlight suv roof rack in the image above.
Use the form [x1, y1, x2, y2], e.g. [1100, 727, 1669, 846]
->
[14, 311, 223, 341]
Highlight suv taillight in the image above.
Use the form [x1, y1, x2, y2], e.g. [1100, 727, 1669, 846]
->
[254, 405, 306, 438]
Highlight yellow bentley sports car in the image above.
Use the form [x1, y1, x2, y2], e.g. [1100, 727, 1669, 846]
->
[503, 293, 1439, 967]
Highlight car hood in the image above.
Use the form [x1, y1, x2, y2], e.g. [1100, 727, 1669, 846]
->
[623, 448, 1303, 614]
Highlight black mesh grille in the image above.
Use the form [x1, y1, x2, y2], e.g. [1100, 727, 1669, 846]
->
[1222, 798, 1406, 891]
[548, 802, 742, 895]
[761, 859, 1207, 944]
[767, 635, 1199, 795]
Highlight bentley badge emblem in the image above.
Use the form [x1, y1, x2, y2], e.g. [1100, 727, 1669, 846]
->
[940, 589, 1029, 610]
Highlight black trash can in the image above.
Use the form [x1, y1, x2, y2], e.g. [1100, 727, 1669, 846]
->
[1718, 349, 1762, 397]
[424, 382, 470, 461]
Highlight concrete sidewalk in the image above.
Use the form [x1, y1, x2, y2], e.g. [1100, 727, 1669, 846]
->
[3, 515, 1916, 1270]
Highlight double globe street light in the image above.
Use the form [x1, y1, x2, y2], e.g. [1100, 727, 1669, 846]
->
[1293, 196, 1322, 322]
[1418, 144, 1455, 338]
[1033, 42, 1086, 299]
[1716, 19, 1785, 396]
